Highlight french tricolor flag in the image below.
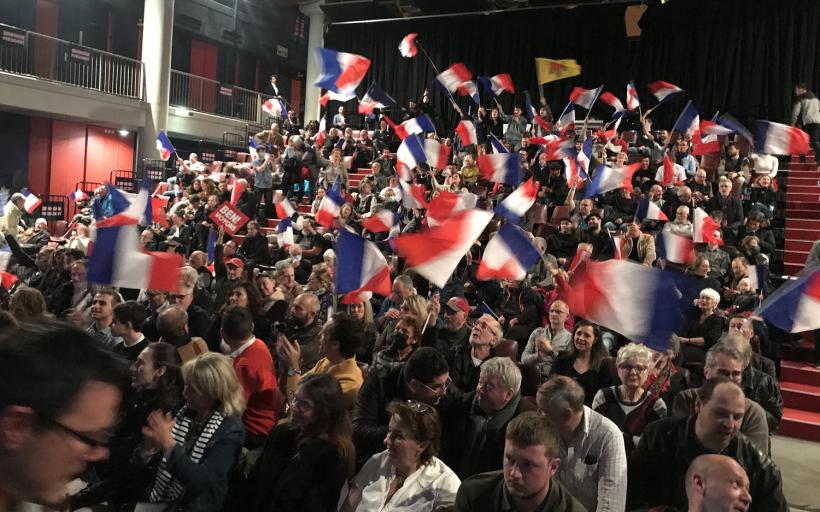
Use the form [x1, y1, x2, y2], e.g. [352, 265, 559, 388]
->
[477, 223, 541, 281]
[314, 48, 371, 96]
[156, 130, 175, 161]
[362, 210, 400, 233]
[576, 137, 593, 173]
[488, 133, 508, 154]
[693, 207, 722, 245]
[478, 74, 515, 97]
[399, 33, 419, 58]
[754, 121, 810, 155]
[335, 229, 392, 297]
[556, 102, 575, 132]
[525, 92, 550, 132]
[455, 119, 481, 146]
[395, 209, 493, 287]
[495, 178, 539, 222]
[699, 119, 734, 136]
[599, 92, 625, 118]
[569, 85, 603, 110]
[756, 267, 820, 333]
[396, 136, 427, 179]
[276, 218, 294, 247]
[230, 179, 246, 205]
[436, 63, 473, 94]
[584, 163, 640, 198]
[635, 198, 668, 221]
[262, 97, 287, 118]
[671, 100, 700, 135]
[424, 139, 450, 169]
[69, 189, 89, 202]
[87, 213, 182, 291]
[21, 189, 42, 215]
[564, 157, 588, 189]
[647, 80, 684, 103]
[457, 80, 481, 105]
[398, 179, 428, 209]
[319, 90, 357, 106]
[315, 117, 327, 146]
[426, 190, 477, 228]
[718, 113, 755, 146]
[747, 264, 767, 292]
[478, 153, 521, 186]
[315, 177, 345, 228]
[626, 81, 640, 111]
[544, 137, 575, 161]
[395, 115, 436, 140]
[656, 232, 694, 264]
[358, 81, 396, 115]
[661, 153, 685, 187]
[272, 190, 296, 219]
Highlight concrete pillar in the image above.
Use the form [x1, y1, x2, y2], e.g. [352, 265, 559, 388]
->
[138, 0, 174, 162]
[299, 0, 325, 124]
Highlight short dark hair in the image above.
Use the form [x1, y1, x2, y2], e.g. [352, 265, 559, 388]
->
[585, 212, 601, 222]
[327, 312, 365, 359]
[795, 82, 808, 90]
[386, 400, 441, 465]
[221, 305, 254, 341]
[95, 287, 121, 306]
[113, 300, 148, 332]
[697, 376, 742, 404]
[404, 347, 449, 385]
[0, 322, 128, 419]
[537, 375, 585, 413]
[505, 411, 560, 459]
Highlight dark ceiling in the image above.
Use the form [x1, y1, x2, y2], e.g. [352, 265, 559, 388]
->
[321, 0, 642, 23]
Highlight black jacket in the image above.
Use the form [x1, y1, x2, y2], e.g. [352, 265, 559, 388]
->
[441, 391, 536, 479]
[352, 364, 458, 464]
[706, 195, 745, 232]
[448, 346, 494, 393]
[248, 423, 348, 512]
[742, 366, 783, 431]
[455, 471, 586, 512]
[239, 233, 270, 267]
[627, 415, 788, 512]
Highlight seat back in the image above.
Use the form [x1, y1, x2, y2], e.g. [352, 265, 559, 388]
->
[494, 339, 519, 362]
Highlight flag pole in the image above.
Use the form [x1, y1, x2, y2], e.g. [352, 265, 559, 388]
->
[416, 40, 461, 112]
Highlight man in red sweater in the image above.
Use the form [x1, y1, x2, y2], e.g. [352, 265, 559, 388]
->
[221, 305, 279, 448]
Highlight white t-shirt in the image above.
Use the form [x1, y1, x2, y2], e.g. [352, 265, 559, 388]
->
[352, 450, 460, 512]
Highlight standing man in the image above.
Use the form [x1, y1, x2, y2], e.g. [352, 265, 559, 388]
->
[791, 82, 820, 157]
[0, 323, 127, 510]
[454, 412, 586, 512]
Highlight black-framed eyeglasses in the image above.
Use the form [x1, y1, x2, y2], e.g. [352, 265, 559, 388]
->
[419, 377, 452, 395]
[617, 363, 648, 373]
[37, 413, 113, 450]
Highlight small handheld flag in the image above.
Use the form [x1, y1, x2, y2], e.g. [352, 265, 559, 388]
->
[399, 33, 419, 58]
[314, 48, 371, 96]
[156, 131, 175, 161]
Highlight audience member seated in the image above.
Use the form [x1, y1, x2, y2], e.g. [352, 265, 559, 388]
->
[442, 357, 535, 479]
[434, 296, 472, 357]
[156, 305, 209, 364]
[682, 454, 753, 512]
[110, 300, 150, 362]
[449, 314, 502, 393]
[537, 376, 627, 512]
[275, 292, 322, 369]
[454, 412, 586, 512]
[628, 377, 788, 511]
[592, 343, 667, 453]
[550, 321, 616, 406]
[353, 347, 455, 464]
[341, 400, 460, 512]
[677, 288, 724, 364]
[277, 311, 365, 410]
[246, 374, 354, 512]
[521, 299, 571, 379]
[138, 353, 245, 512]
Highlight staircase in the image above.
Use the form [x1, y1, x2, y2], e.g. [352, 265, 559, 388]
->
[782, 152, 819, 275]
[779, 340, 820, 442]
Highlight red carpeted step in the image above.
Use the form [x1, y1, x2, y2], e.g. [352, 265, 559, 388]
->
[785, 240, 817, 253]
[786, 163, 819, 171]
[784, 262, 805, 275]
[781, 382, 820, 411]
[784, 228, 820, 240]
[786, 218, 820, 231]
[779, 408, 820, 443]
[263, 219, 281, 228]
[786, 177, 820, 187]
[781, 361, 820, 387]
[784, 250, 809, 265]
[785, 192, 820, 203]
[786, 201, 820, 211]
[781, 335, 815, 363]
[786, 170, 820, 178]
[298, 204, 312, 213]
[788, 208, 820, 218]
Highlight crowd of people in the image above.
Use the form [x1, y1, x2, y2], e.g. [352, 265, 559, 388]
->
[0, 80, 818, 512]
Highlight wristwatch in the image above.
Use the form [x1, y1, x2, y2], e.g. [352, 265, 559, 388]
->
[287, 368, 302, 377]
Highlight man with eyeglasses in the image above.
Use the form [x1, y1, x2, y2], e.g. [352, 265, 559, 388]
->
[725, 315, 776, 379]
[0, 322, 127, 510]
[167, 282, 211, 340]
[353, 347, 456, 464]
[449, 314, 502, 393]
[441, 357, 535, 479]
[629, 377, 788, 512]
[670, 343, 769, 454]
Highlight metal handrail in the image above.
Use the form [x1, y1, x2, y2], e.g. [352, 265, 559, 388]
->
[170, 69, 279, 126]
[0, 22, 144, 100]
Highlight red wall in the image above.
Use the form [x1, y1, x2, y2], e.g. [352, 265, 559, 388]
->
[26, 117, 135, 202]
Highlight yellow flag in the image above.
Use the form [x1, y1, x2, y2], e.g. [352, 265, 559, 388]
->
[535, 58, 582, 85]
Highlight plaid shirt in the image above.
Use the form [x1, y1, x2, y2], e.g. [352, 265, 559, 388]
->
[555, 406, 628, 512]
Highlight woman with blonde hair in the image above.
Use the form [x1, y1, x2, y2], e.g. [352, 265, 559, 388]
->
[139, 352, 245, 512]
[9, 286, 52, 323]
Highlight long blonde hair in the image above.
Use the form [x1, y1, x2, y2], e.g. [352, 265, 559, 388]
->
[182, 353, 246, 417]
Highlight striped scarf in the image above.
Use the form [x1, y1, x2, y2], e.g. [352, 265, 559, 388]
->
[148, 406, 225, 504]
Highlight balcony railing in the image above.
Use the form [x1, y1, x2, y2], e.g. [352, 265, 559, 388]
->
[0, 23, 144, 100]
[170, 69, 277, 126]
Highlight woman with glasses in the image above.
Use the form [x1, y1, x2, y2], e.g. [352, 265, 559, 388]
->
[591, 343, 667, 453]
[340, 400, 460, 512]
[244, 373, 354, 512]
[71, 342, 185, 510]
[550, 321, 616, 407]
[138, 352, 245, 512]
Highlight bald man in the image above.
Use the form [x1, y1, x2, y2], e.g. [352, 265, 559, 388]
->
[277, 293, 322, 369]
[685, 454, 752, 512]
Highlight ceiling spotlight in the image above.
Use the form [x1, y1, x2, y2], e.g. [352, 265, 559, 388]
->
[118, 129, 129, 137]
